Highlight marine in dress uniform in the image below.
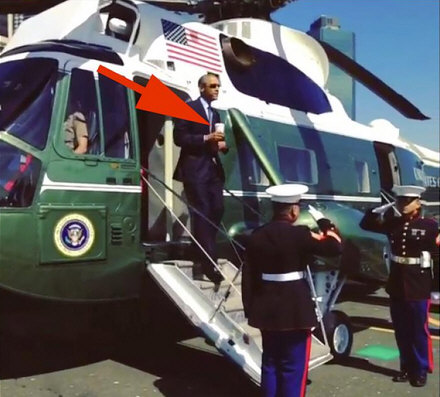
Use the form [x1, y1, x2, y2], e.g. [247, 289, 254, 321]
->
[242, 184, 342, 397]
[360, 185, 439, 387]
[173, 73, 228, 285]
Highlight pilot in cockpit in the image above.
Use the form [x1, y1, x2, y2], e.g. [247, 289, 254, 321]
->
[64, 99, 89, 154]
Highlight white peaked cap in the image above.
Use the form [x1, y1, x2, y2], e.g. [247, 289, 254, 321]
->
[266, 184, 309, 203]
[392, 185, 426, 198]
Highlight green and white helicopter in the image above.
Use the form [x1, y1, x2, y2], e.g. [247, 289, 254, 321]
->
[0, 0, 438, 383]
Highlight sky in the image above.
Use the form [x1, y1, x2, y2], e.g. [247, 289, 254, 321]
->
[273, 0, 440, 152]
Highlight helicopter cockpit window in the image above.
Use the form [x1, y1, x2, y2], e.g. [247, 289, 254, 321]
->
[99, 74, 132, 159]
[278, 146, 318, 185]
[0, 58, 57, 150]
[64, 69, 101, 155]
[0, 142, 41, 207]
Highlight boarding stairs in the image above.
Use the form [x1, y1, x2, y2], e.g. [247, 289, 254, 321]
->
[147, 259, 333, 384]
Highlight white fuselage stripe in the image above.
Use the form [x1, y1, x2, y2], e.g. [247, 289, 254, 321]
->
[40, 174, 142, 194]
[421, 201, 440, 206]
[223, 190, 382, 203]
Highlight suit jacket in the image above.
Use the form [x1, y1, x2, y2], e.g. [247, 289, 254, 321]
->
[173, 98, 225, 184]
[360, 210, 438, 299]
[242, 220, 342, 330]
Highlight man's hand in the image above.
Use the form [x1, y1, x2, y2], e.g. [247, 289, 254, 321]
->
[204, 132, 224, 143]
[218, 141, 228, 153]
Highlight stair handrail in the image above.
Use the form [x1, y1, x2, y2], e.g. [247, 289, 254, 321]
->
[142, 167, 246, 250]
[142, 172, 242, 297]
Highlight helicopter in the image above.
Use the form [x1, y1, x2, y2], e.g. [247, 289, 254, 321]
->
[0, 0, 438, 383]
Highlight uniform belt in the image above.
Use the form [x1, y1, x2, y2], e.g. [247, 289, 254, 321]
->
[262, 271, 305, 282]
[390, 254, 420, 265]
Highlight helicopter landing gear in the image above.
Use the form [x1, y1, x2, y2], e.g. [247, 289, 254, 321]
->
[322, 310, 353, 361]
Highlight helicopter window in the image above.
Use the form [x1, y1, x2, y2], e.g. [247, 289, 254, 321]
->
[242, 22, 251, 39]
[422, 165, 440, 208]
[221, 36, 331, 114]
[227, 23, 237, 36]
[277, 146, 317, 185]
[395, 147, 425, 187]
[64, 69, 101, 155]
[0, 15, 7, 36]
[355, 160, 371, 193]
[249, 157, 270, 186]
[0, 58, 57, 150]
[99, 74, 133, 159]
[0, 142, 41, 208]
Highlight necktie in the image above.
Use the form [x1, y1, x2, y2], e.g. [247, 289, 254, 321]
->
[208, 105, 213, 132]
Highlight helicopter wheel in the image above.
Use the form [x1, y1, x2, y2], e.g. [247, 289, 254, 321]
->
[322, 310, 353, 362]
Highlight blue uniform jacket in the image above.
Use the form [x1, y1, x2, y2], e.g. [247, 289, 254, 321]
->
[173, 98, 225, 184]
[243, 220, 342, 330]
[360, 209, 438, 300]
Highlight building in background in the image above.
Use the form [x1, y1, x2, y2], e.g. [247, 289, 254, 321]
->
[0, 13, 31, 51]
[308, 16, 356, 120]
[0, 14, 13, 50]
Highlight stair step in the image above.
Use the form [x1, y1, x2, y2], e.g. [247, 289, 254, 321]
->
[227, 309, 247, 324]
[173, 260, 242, 289]
[223, 294, 244, 312]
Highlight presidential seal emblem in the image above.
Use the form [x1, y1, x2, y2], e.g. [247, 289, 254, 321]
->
[54, 213, 95, 257]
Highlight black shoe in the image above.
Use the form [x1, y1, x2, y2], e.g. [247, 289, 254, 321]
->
[205, 269, 224, 284]
[392, 372, 409, 382]
[409, 375, 427, 387]
[193, 272, 205, 281]
[203, 269, 224, 292]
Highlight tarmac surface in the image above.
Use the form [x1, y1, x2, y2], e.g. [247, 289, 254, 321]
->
[0, 281, 439, 397]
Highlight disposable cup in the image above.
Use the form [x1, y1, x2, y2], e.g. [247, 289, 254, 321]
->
[215, 123, 224, 133]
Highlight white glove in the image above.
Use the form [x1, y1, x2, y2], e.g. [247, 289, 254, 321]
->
[308, 204, 325, 221]
[372, 202, 395, 214]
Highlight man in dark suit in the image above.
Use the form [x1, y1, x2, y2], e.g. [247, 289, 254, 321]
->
[173, 73, 228, 285]
[360, 185, 438, 387]
[242, 184, 342, 397]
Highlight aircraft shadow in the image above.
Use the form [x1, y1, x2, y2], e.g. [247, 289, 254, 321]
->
[0, 320, 257, 396]
[0, 283, 258, 396]
[117, 340, 258, 397]
[350, 316, 393, 331]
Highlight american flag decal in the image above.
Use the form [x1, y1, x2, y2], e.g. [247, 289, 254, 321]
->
[161, 19, 223, 73]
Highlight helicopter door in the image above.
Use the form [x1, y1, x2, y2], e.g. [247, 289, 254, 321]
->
[133, 76, 190, 243]
[38, 61, 141, 266]
[373, 142, 401, 194]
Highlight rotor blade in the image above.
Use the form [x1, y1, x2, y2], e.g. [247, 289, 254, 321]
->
[0, 0, 65, 13]
[318, 40, 429, 120]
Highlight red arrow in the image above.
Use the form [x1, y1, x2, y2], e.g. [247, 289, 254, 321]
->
[97, 65, 209, 125]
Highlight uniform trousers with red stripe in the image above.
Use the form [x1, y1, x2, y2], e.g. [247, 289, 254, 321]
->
[390, 299, 433, 377]
[261, 329, 311, 397]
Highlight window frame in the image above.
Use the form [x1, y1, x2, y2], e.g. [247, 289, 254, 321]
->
[57, 63, 137, 163]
